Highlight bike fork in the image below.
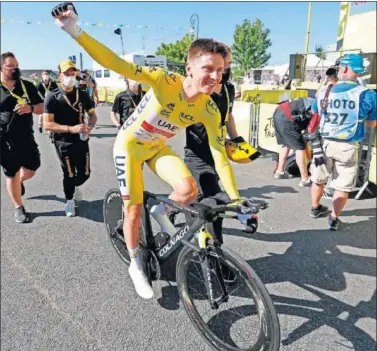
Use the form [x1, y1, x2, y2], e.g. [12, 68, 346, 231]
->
[199, 249, 229, 310]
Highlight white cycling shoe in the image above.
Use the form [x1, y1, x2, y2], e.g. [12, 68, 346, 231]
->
[128, 265, 154, 300]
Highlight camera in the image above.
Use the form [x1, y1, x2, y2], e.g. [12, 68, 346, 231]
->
[303, 132, 319, 142]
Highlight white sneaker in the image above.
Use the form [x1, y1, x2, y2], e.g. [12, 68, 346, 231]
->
[128, 265, 154, 299]
[65, 199, 76, 217]
[74, 187, 83, 205]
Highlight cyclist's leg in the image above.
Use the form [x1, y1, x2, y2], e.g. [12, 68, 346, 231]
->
[147, 145, 198, 205]
[113, 146, 144, 248]
[113, 144, 154, 299]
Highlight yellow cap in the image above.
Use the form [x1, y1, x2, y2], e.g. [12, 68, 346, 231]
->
[59, 60, 77, 73]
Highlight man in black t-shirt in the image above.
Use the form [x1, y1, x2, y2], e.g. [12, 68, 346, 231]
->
[110, 78, 143, 129]
[36, 70, 59, 99]
[0, 52, 44, 223]
[36, 70, 59, 133]
[43, 60, 97, 217]
[78, 69, 98, 104]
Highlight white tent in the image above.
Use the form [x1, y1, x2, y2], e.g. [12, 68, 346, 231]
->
[305, 54, 335, 69]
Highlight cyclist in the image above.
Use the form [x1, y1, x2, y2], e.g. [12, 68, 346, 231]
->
[52, 2, 244, 299]
[183, 46, 260, 242]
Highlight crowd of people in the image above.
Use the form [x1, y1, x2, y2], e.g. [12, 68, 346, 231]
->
[1, 2, 376, 299]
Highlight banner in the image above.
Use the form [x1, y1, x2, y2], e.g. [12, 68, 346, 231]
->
[257, 103, 281, 153]
[350, 2, 376, 15]
[242, 90, 308, 104]
[106, 88, 124, 103]
[0, 17, 191, 32]
[97, 87, 107, 102]
[336, 2, 351, 52]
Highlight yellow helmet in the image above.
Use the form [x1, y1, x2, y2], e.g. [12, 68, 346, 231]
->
[225, 137, 261, 164]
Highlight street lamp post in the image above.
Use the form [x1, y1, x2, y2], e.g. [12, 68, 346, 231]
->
[114, 28, 125, 57]
[190, 13, 199, 39]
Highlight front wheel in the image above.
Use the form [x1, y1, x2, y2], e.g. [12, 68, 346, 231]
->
[176, 244, 280, 351]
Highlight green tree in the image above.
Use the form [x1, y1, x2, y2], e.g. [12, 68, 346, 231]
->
[231, 19, 272, 76]
[314, 45, 327, 79]
[155, 34, 195, 63]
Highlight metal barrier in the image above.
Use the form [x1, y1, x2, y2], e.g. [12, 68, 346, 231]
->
[355, 126, 376, 199]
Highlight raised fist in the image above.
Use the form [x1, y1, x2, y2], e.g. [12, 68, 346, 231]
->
[51, 2, 82, 38]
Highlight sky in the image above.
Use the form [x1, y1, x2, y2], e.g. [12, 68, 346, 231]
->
[1, 1, 376, 71]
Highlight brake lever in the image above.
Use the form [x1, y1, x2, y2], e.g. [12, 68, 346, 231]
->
[245, 197, 268, 210]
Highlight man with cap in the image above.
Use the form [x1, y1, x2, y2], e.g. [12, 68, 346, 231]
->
[43, 60, 97, 217]
[273, 97, 314, 187]
[110, 78, 143, 129]
[308, 53, 376, 230]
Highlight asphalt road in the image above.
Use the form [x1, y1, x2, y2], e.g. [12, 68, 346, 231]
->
[1, 105, 376, 351]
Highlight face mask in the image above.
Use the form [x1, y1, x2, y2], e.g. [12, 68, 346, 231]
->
[62, 75, 76, 88]
[42, 75, 50, 82]
[5, 68, 21, 81]
[221, 68, 231, 84]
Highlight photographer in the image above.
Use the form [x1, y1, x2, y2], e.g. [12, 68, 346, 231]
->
[43, 60, 97, 217]
[273, 97, 314, 187]
[1, 52, 44, 223]
[308, 54, 376, 231]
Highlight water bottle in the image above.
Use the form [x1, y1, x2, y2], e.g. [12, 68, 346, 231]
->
[150, 203, 176, 236]
[80, 131, 88, 141]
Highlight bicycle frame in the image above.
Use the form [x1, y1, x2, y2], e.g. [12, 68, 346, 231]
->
[142, 191, 209, 262]
[142, 191, 231, 309]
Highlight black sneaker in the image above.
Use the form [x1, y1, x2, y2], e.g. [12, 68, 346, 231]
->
[310, 204, 329, 218]
[21, 183, 25, 196]
[328, 216, 340, 231]
[15, 206, 29, 223]
[220, 264, 237, 284]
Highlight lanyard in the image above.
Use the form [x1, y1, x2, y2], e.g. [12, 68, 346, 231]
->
[125, 89, 138, 108]
[42, 80, 52, 93]
[1, 79, 30, 104]
[337, 80, 359, 86]
[62, 88, 79, 112]
[223, 83, 230, 123]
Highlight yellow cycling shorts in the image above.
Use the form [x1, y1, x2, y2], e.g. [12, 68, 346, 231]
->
[113, 136, 192, 207]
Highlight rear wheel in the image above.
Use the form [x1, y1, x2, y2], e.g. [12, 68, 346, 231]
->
[176, 244, 281, 351]
[103, 188, 159, 281]
[103, 188, 131, 264]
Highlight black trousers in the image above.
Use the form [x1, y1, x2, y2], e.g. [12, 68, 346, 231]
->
[54, 139, 91, 200]
[185, 156, 227, 244]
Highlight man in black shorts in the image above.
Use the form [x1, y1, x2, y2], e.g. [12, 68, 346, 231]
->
[1, 52, 44, 223]
[43, 60, 97, 217]
[273, 97, 313, 187]
[36, 70, 59, 133]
